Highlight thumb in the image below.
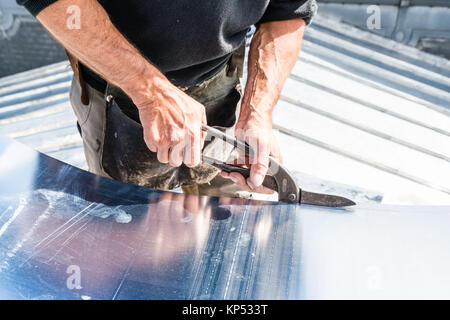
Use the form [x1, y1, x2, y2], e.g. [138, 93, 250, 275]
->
[247, 139, 270, 190]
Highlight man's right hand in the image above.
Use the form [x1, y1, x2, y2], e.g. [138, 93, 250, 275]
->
[133, 82, 207, 168]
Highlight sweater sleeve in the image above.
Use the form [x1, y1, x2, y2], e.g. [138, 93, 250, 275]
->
[16, 0, 58, 16]
[258, 0, 318, 26]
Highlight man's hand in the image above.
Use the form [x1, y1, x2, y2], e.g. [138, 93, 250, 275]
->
[222, 18, 306, 191]
[221, 115, 282, 194]
[134, 83, 207, 168]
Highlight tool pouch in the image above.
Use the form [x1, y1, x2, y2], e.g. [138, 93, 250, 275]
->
[102, 92, 189, 190]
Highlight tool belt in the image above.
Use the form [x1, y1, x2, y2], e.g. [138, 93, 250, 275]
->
[66, 42, 245, 107]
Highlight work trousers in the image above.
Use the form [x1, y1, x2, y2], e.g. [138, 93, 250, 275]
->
[69, 59, 249, 198]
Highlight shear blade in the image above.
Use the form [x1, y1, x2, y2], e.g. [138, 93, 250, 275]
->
[300, 190, 356, 207]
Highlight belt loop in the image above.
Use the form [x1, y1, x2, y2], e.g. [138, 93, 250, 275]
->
[65, 50, 90, 106]
[227, 40, 245, 78]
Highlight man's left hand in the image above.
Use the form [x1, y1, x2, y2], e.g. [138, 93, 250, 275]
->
[221, 18, 305, 194]
[221, 115, 282, 194]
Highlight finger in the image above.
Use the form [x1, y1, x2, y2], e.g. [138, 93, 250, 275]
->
[184, 132, 201, 168]
[229, 172, 251, 191]
[143, 131, 158, 153]
[144, 140, 158, 153]
[148, 143, 157, 153]
[221, 171, 230, 179]
[157, 145, 170, 164]
[169, 141, 185, 167]
[248, 140, 270, 190]
[229, 172, 274, 194]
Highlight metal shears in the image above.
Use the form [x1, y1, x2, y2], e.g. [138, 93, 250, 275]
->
[201, 125, 356, 207]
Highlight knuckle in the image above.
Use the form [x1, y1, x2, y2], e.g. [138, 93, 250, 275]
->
[168, 129, 184, 144]
[151, 135, 162, 146]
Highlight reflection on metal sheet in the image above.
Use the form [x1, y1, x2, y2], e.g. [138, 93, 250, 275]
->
[0, 135, 449, 299]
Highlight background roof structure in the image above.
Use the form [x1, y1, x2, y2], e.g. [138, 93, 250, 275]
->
[0, 0, 67, 77]
[318, 0, 450, 59]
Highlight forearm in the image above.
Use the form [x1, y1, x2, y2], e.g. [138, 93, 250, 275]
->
[239, 18, 306, 124]
[38, 0, 206, 167]
[37, 0, 169, 107]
